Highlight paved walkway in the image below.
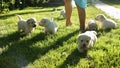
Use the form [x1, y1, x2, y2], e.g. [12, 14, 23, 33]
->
[94, 0, 120, 20]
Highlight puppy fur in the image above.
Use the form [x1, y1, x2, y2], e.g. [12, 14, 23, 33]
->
[87, 20, 98, 31]
[60, 9, 66, 19]
[78, 31, 97, 53]
[16, 15, 37, 35]
[39, 18, 58, 34]
[95, 14, 117, 29]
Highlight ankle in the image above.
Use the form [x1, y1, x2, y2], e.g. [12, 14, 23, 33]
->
[66, 21, 72, 26]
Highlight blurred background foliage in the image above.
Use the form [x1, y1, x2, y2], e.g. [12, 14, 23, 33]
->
[0, 0, 63, 13]
[0, 0, 120, 13]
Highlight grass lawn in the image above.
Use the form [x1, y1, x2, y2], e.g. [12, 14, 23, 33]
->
[100, 0, 120, 8]
[0, 5, 120, 68]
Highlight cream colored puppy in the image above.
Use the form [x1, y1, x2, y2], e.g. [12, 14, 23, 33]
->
[16, 15, 37, 35]
[87, 20, 98, 31]
[39, 18, 58, 34]
[95, 14, 117, 29]
[60, 9, 66, 19]
[78, 31, 97, 53]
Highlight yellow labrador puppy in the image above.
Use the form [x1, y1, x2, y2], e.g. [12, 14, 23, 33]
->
[39, 18, 58, 34]
[95, 14, 117, 29]
[87, 20, 98, 31]
[60, 9, 66, 19]
[78, 31, 97, 53]
[16, 15, 37, 35]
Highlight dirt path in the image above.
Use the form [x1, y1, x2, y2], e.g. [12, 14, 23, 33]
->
[94, 0, 120, 20]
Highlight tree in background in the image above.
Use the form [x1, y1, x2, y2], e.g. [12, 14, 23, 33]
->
[0, 0, 10, 13]
[0, 0, 2, 12]
[0, 0, 63, 13]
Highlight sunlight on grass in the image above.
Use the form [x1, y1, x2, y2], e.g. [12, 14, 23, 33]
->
[0, 4, 120, 68]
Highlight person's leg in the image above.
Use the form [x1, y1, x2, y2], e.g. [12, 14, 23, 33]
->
[76, 4, 86, 31]
[64, 0, 72, 26]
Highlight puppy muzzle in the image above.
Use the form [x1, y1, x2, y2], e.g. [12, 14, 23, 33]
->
[91, 28, 96, 31]
[33, 24, 36, 27]
[95, 18, 98, 20]
[39, 23, 43, 26]
[83, 44, 86, 48]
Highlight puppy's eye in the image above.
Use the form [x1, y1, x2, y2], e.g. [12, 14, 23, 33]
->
[81, 40, 83, 42]
[86, 40, 89, 43]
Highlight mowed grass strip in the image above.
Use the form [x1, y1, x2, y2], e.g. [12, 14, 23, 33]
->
[0, 5, 120, 68]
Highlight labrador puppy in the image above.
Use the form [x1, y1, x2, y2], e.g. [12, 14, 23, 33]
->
[78, 31, 97, 53]
[95, 14, 117, 29]
[39, 18, 58, 34]
[16, 15, 37, 35]
[60, 9, 66, 19]
[87, 20, 98, 31]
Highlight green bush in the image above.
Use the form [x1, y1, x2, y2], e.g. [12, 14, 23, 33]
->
[0, 2, 9, 13]
[0, 0, 63, 13]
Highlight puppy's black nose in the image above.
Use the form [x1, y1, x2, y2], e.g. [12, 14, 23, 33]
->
[92, 29, 95, 31]
[83, 44, 86, 47]
[33, 24, 36, 27]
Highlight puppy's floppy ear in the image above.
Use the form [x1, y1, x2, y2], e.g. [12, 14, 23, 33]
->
[42, 18, 49, 23]
[27, 18, 36, 24]
[27, 20, 30, 23]
[78, 34, 83, 42]
[39, 18, 48, 26]
[78, 34, 82, 39]
[27, 18, 32, 24]
[100, 14, 106, 19]
[42, 19, 46, 23]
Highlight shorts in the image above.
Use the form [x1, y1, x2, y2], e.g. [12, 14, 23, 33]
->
[74, 0, 87, 9]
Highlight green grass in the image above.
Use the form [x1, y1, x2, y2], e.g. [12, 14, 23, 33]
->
[0, 5, 120, 68]
[100, 0, 120, 8]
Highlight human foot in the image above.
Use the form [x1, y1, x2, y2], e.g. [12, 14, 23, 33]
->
[66, 22, 72, 26]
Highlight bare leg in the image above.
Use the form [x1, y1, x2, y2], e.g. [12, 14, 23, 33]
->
[64, 0, 72, 26]
[76, 4, 86, 32]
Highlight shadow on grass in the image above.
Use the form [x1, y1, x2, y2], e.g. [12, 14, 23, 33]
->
[0, 9, 55, 20]
[0, 29, 79, 68]
[58, 49, 88, 68]
[97, 29, 112, 37]
[0, 32, 46, 68]
[38, 29, 79, 55]
[24, 29, 79, 62]
[0, 31, 20, 48]
[55, 17, 66, 21]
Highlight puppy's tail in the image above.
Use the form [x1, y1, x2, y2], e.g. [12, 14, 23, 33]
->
[50, 12, 54, 22]
[15, 14, 22, 20]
